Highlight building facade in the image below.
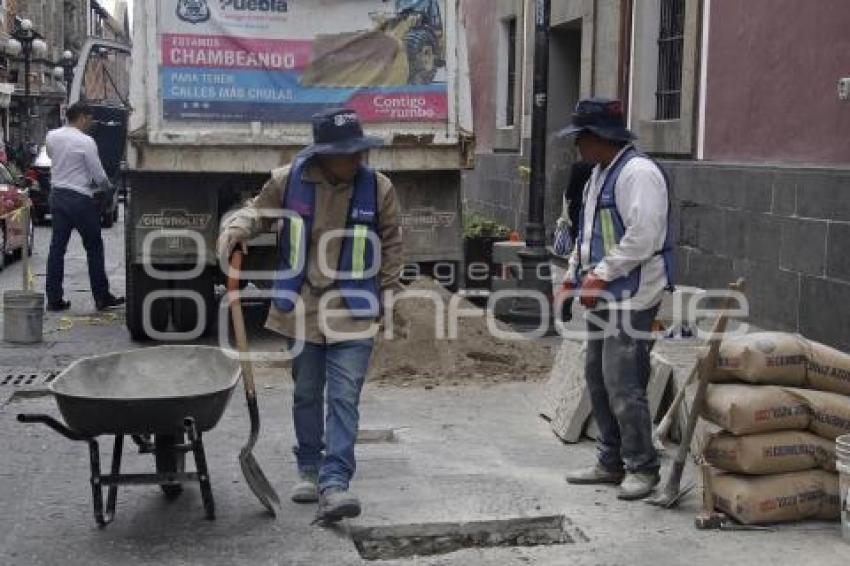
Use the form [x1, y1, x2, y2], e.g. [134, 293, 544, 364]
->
[463, 0, 850, 349]
[0, 0, 129, 152]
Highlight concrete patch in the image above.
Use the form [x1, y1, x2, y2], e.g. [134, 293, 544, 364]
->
[350, 515, 586, 561]
[357, 429, 398, 444]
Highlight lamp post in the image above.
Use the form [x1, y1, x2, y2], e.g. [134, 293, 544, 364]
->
[54, 50, 77, 104]
[6, 18, 49, 160]
[509, 0, 553, 330]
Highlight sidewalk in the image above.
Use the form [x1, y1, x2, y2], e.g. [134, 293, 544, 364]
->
[1, 367, 844, 566]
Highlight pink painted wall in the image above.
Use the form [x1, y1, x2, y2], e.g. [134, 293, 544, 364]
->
[704, 0, 850, 164]
[462, 0, 498, 153]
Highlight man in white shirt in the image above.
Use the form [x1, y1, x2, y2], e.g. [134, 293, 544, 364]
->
[45, 103, 124, 312]
[554, 98, 674, 501]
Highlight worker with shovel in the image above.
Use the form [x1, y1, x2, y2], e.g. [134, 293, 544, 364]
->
[218, 109, 403, 523]
[554, 98, 674, 501]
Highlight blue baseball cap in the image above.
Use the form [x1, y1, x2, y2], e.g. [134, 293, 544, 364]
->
[556, 97, 636, 142]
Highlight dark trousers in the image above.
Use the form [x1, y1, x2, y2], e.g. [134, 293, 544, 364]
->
[585, 305, 659, 473]
[46, 188, 109, 304]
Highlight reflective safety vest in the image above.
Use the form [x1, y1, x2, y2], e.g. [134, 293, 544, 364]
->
[272, 157, 381, 319]
[576, 147, 675, 300]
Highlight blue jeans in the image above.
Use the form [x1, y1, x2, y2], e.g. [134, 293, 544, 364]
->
[46, 188, 110, 304]
[585, 305, 660, 474]
[290, 338, 374, 492]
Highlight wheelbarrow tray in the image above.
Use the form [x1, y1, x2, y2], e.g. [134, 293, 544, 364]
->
[49, 346, 241, 436]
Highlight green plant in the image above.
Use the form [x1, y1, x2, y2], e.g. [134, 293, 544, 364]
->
[463, 211, 511, 239]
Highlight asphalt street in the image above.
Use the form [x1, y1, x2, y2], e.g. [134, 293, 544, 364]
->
[0, 207, 846, 565]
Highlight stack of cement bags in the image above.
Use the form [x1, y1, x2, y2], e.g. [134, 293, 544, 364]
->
[700, 332, 850, 524]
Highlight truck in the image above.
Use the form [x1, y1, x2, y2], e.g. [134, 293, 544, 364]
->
[126, 0, 473, 340]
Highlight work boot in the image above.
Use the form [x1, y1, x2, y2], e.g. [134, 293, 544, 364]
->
[315, 487, 361, 524]
[617, 471, 660, 500]
[290, 471, 319, 504]
[47, 299, 71, 312]
[96, 294, 125, 311]
[565, 464, 625, 485]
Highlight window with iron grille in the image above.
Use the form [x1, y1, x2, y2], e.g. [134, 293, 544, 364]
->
[655, 0, 685, 120]
[504, 17, 518, 127]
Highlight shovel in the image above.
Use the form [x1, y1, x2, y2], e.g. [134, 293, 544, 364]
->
[646, 279, 745, 508]
[228, 250, 281, 516]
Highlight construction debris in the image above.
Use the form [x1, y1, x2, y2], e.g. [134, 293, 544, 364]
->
[369, 278, 555, 387]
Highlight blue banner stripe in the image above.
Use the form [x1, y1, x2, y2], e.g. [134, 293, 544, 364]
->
[163, 100, 338, 122]
[160, 67, 447, 105]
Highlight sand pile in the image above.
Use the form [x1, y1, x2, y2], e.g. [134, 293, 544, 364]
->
[368, 278, 556, 387]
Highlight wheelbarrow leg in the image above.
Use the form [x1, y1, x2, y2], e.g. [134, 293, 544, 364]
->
[87, 438, 113, 527]
[105, 435, 124, 522]
[185, 418, 215, 520]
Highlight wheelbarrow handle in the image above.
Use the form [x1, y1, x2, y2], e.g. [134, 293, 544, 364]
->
[17, 413, 90, 441]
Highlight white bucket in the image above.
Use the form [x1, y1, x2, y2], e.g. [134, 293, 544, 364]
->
[3, 291, 45, 344]
[837, 434, 850, 542]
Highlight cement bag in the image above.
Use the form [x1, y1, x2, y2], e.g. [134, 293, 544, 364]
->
[805, 340, 850, 396]
[704, 430, 836, 475]
[702, 384, 810, 435]
[715, 332, 808, 386]
[791, 388, 850, 441]
[712, 469, 840, 524]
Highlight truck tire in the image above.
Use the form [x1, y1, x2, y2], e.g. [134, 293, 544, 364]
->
[172, 268, 216, 338]
[126, 265, 171, 341]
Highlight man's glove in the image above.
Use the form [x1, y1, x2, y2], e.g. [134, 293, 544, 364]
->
[217, 228, 248, 262]
[579, 273, 607, 310]
[553, 279, 576, 323]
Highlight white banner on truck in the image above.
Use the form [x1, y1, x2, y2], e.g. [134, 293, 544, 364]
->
[160, 0, 449, 123]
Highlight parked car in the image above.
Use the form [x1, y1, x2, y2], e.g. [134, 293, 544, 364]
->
[24, 144, 121, 228]
[0, 162, 34, 271]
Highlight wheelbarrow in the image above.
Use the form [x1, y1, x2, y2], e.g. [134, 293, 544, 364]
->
[17, 346, 240, 527]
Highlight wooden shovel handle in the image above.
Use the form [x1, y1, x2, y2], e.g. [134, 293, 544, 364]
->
[227, 249, 243, 293]
[228, 251, 257, 399]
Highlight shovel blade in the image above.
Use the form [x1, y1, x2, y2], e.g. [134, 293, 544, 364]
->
[645, 482, 695, 509]
[240, 450, 281, 516]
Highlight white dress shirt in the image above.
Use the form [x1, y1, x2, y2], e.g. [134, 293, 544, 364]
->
[45, 126, 109, 198]
[563, 145, 670, 311]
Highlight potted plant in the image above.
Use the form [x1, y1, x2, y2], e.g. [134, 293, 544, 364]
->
[463, 210, 511, 291]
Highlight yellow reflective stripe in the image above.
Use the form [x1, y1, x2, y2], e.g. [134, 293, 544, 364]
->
[289, 217, 304, 268]
[351, 224, 368, 279]
[600, 209, 617, 255]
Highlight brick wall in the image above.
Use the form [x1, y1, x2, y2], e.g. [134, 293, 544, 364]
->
[664, 161, 850, 351]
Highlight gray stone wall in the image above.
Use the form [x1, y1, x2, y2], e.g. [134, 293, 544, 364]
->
[462, 147, 569, 236]
[664, 161, 850, 351]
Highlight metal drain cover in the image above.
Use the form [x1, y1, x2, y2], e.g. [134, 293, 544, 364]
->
[0, 370, 57, 387]
[351, 515, 586, 561]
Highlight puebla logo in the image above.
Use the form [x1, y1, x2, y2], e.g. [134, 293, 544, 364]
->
[220, 0, 288, 13]
[176, 0, 211, 24]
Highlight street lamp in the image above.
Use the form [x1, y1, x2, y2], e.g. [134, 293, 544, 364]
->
[54, 50, 77, 103]
[508, 0, 553, 330]
[5, 17, 49, 160]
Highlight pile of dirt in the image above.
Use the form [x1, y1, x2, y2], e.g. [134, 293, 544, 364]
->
[368, 278, 556, 388]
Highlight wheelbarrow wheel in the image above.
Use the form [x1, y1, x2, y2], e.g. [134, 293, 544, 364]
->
[155, 433, 186, 500]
